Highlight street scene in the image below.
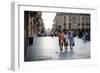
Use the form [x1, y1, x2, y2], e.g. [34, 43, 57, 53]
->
[24, 11, 90, 61]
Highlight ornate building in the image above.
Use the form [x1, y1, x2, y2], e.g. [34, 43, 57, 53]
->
[52, 13, 90, 32]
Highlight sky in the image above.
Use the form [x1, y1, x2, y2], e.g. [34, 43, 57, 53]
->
[42, 12, 56, 30]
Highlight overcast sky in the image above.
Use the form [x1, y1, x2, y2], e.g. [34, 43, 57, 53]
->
[42, 12, 56, 30]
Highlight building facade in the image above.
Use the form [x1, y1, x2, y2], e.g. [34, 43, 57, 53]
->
[24, 11, 44, 56]
[52, 13, 90, 32]
[24, 11, 44, 37]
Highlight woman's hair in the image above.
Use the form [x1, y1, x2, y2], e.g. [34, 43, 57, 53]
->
[58, 30, 62, 33]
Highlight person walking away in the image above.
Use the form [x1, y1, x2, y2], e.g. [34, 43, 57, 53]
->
[68, 30, 75, 50]
[58, 30, 64, 51]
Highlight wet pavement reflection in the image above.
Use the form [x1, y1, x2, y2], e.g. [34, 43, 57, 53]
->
[25, 36, 90, 61]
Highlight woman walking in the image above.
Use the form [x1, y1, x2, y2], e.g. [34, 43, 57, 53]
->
[58, 30, 64, 51]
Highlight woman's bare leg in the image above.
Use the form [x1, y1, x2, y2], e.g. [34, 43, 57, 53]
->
[59, 39, 63, 51]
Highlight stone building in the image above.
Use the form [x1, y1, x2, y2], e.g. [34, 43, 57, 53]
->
[52, 13, 90, 32]
[24, 11, 44, 56]
[24, 11, 44, 37]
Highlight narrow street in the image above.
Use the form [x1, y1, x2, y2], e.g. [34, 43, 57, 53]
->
[25, 36, 90, 61]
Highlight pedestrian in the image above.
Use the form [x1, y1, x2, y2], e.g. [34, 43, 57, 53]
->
[51, 32, 54, 38]
[58, 30, 64, 51]
[83, 31, 88, 42]
[68, 30, 75, 50]
[64, 31, 68, 51]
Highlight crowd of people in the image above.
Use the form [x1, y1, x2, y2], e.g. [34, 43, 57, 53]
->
[58, 30, 75, 51]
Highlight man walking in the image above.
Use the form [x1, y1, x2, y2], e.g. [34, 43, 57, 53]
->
[68, 30, 75, 50]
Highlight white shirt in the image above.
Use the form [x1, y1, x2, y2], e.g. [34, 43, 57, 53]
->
[64, 34, 68, 42]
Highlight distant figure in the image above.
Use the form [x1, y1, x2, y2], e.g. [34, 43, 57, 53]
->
[83, 32, 88, 42]
[64, 31, 68, 51]
[51, 32, 54, 38]
[58, 30, 65, 51]
[68, 30, 75, 50]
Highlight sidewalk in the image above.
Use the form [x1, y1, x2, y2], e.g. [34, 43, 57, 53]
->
[25, 36, 90, 61]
